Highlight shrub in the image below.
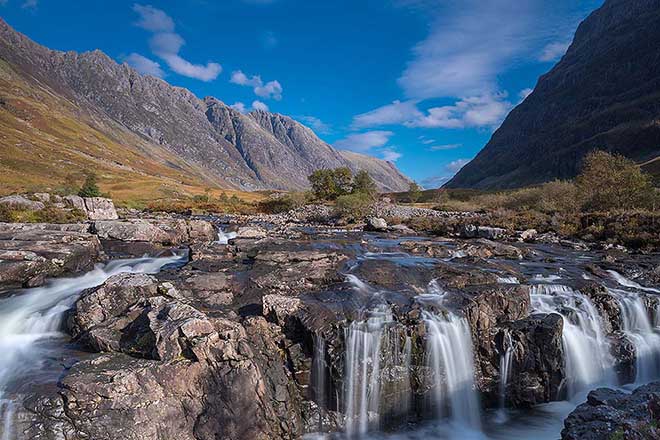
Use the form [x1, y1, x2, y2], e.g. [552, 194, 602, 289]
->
[334, 192, 372, 220]
[78, 173, 101, 198]
[576, 151, 657, 211]
[259, 192, 310, 214]
[308, 167, 353, 200]
[407, 182, 422, 203]
[352, 170, 378, 200]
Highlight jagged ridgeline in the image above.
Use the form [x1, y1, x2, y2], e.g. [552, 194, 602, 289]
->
[0, 19, 410, 197]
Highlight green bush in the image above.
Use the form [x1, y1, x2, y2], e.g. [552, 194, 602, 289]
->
[78, 173, 101, 198]
[407, 182, 422, 203]
[308, 167, 353, 200]
[334, 192, 372, 220]
[352, 170, 378, 199]
[259, 192, 310, 214]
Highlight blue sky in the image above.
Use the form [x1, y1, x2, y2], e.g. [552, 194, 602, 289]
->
[2, 0, 604, 187]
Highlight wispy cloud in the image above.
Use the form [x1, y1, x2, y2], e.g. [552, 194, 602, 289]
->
[519, 87, 534, 101]
[334, 130, 394, 152]
[132, 4, 222, 81]
[352, 100, 422, 129]
[381, 148, 402, 162]
[420, 157, 471, 188]
[445, 158, 470, 173]
[230, 70, 283, 100]
[539, 41, 570, 62]
[124, 53, 164, 78]
[427, 143, 461, 151]
[296, 115, 331, 134]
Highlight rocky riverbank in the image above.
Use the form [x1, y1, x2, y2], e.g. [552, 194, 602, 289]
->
[0, 202, 659, 440]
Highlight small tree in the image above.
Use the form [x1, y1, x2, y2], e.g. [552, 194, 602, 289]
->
[308, 167, 353, 200]
[78, 172, 101, 198]
[408, 182, 422, 203]
[352, 170, 377, 199]
[576, 151, 656, 211]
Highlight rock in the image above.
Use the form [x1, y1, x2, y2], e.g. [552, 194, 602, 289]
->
[365, 217, 388, 232]
[388, 224, 416, 235]
[263, 294, 302, 326]
[520, 229, 538, 241]
[93, 219, 216, 244]
[561, 382, 660, 440]
[459, 224, 507, 240]
[458, 239, 524, 259]
[63, 195, 86, 211]
[235, 225, 268, 239]
[0, 223, 101, 288]
[504, 313, 565, 407]
[32, 193, 51, 203]
[0, 195, 45, 210]
[83, 197, 118, 220]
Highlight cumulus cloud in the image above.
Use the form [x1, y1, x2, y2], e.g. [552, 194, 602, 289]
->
[410, 94, 512, 129]
[352, 100, 422, 129]
[230, 70, 283, 100]
[296, 115, 331, 134]
[132, 4, 222, 81]
[252, 100, 269, 111]
[381, 149, 402, 162]
[132, 4, 174, 32]
[230, 102, 247, 113]
[420, 157, 472, 188]
[124, 53, 164, 78]
[519, 88, 534, 101]
[445, 158, 470, 173]
[539, 41, 570, 62]
[333, 130, 394, 152]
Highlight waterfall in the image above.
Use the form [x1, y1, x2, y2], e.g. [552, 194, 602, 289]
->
[312, 333, 328, 431]
[607, 270, 660, 293]
[423, 310, 481, 430]
[343, 305, 393, 437]
[609, 288, 660, 383]
[215, 227, 237, 245]
[0, 251, 187, 437]
[530, 284, 615, 398]
[496, 332, 514, 423]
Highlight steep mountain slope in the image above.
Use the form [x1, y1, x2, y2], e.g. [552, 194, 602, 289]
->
[0, 19, 410, 195]
[446, 0, 660, 189]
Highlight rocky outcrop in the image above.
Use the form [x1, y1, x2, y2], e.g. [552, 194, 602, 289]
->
[562, 382, 660, 440]
[447, 0, 660, 189]
[0, 223, 101, 288]
[64, 196, 118, 220]
[92, 219, 216, 245]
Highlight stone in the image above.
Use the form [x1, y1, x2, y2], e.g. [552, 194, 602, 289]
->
[388, 224, 416, 235]
[63, 195, 86, 211]
[520, 229, 538, 241]
[364, 217, 388, 231]
[83, 197, 118, 220]
[0, 195, 45, 210]
[235, 225, 268, 239]
[93, 219, 215, 244]
[459, 224, 507, 240]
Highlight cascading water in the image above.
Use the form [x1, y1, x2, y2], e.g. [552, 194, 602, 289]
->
[344, 305, 393, 437]
[530, 284, 615, 398]
[0, 251, 187, 439]
[215, 227, 237, 245]
[496, 332, 514, 423]
[423, 310, 482, 431]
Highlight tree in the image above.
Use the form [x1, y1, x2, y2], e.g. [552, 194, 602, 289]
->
[576, 151, 656, 211]
[78, 172, 101, 198]
[352, 170, 377, 199]
[408, 182, 422, 203]
[308, 167, 353, 200]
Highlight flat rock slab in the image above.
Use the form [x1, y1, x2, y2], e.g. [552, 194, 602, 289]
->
[92, 219, 216, 245]
[0, 223, 102, 289]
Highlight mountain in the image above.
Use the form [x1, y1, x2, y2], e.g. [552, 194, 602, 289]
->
[446, 0, 660, 189]
[0, 19, 410, 199]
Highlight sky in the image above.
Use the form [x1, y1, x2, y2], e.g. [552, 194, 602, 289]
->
[1, 0, 604, 188]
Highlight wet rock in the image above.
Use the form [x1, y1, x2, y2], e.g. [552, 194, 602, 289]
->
[388, 224, 416, 235]
[503, 313, 565, 407]
[561, 382, 660, 440]
[459, 224, 507, 240]
[0, 224, 101, 289]
[0, 194, 45, 210]
[263, 294, 302, 326]
[364, 217, 388, 232]
[577, 281, 621, 333]
[610, 332, 636, 384]
[457, 239, 524, 259]
[399, 240, 453, 258]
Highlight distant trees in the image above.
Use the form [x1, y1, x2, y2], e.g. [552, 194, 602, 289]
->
[308, 168, 378, 201]
[407, 182, 422, 203]
[78, 172, 102, 198]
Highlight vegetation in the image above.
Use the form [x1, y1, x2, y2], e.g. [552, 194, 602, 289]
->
[258, 191, 311, 214]
[308, 167, 354, 200]
[0, 204, 86, 223]
[334, 192, 373, 220]
[78, 172, 102, 198]
[352, 170, 378, 200]
[407, 182, 422, 203]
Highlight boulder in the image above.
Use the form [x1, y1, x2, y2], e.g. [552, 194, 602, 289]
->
[235, 225, 268, 239]
[364, 217, 388, 232]
[459, 224, 507, 240]
[83, 197, 118, 220]
[0, 195, 45, 210]
[93, 219, 216, 245]
[561, 382, 660, 440]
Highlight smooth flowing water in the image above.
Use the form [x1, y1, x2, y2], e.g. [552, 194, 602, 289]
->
[0, 251, 187, 439]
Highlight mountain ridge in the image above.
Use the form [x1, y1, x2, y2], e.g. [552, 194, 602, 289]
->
[0, 18, 411, 195]
[445, 0, 660, 189]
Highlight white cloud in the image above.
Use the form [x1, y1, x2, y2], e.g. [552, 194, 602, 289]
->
[421, 175, 451, 189]
[333, 130, 394, 152]
[381, 149, 402, 162]
[445, 158, 470, 173]
[352, 100, 422, 128]
[231, 102, 247, 113]
[133, 4, 175, 32]
[296, 115, 331, 134]
[132, 4, 222, 82]
[519, 88, 534, 101]
[539, 41, 570, 62]
[428, 144, 461, 151]
[410, 94, 512, 129]
[230, 70, 282, 100]
[124, 53, 164, 78]
[420, 138, 435, 145]
[252, 100, 269, 111]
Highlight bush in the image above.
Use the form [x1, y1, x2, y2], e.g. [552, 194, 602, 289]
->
[352, 170, 378, 200]
[407, 182, 422, 203]
[0, 205, 87, 223]
[259, 192, 310, 214]
[576, 151, 657, 211]
[334, 192, 372, 220]
[78, 173, 101, 198]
